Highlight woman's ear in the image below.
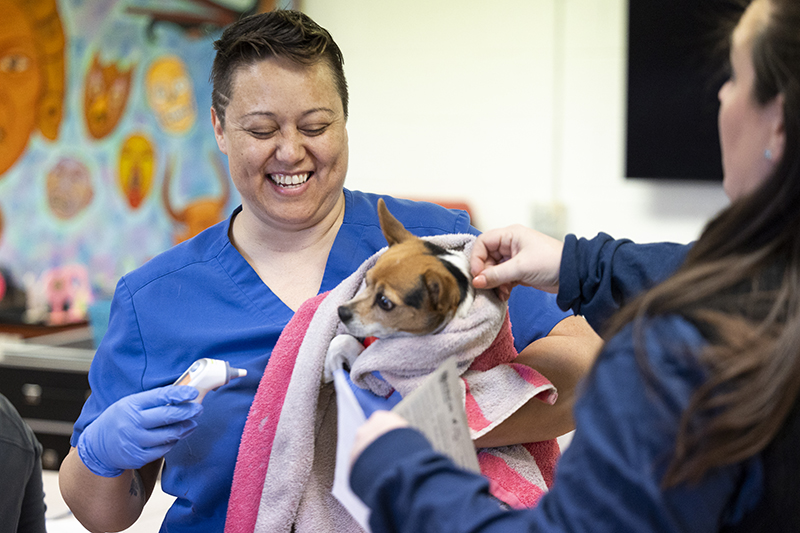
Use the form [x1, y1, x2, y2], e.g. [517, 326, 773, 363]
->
[765, 93, 785, 163]
[210, 107, 228, 155]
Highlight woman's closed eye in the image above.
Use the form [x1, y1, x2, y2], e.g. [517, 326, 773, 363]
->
[300, 123, 331, 136]
[242, 127, 278, 139]
[242, 125, 329, 138]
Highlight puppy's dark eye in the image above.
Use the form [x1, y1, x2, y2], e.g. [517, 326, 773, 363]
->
[376, 293, 394, 311]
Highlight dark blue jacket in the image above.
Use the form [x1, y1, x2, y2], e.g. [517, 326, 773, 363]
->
[351, 234, 782, 533]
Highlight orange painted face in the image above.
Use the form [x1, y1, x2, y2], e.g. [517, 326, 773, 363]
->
[118, 134, 155, 209]
[0, 0, 43, 176]
[84, 53, 134, 139]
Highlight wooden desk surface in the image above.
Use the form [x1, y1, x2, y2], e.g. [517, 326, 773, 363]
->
[0, 321, 89, 340]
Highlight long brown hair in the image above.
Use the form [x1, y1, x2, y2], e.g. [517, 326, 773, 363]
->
[605, 0, 800, 486]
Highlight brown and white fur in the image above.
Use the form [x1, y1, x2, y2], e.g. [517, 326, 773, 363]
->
[337, 198, 474, 339]
[323, 199, 475, 380]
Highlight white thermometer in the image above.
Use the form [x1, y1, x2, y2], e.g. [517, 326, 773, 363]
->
[173, 358, 247, 403]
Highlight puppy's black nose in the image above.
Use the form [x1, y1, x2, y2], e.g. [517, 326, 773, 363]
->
[338, 306, 353, 323]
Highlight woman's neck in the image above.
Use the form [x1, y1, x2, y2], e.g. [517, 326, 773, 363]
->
[229, 195, 346, 311]
[232, 194, 345, 256]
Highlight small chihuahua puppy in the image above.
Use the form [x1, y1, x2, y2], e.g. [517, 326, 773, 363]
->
[337, 198, 475, 339]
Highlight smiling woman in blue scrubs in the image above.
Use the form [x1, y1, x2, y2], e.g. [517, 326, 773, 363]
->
[56, 10, 600, 533]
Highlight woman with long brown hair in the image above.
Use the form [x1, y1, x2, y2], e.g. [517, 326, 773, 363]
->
[350, 0, 800, 530]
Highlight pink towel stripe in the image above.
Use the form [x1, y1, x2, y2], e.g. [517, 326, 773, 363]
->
[478, 451, 546, 509]
[509, 363, 559, 405]
[224, 292, 329, 533]
[463, 379, 492, 432]
[523, 440, 561, 488]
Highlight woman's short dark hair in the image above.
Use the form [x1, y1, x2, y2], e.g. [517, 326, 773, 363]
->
[210, 10, 348, 126]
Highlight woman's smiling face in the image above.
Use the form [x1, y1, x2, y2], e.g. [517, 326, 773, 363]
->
[212, 56, 348, 232]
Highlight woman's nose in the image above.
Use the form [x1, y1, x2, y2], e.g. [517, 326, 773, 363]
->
[718, 80, 731, 102]
[275, 130, 306, 163]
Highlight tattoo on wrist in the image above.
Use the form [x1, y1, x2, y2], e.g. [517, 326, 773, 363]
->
[129, 472, 144, 500]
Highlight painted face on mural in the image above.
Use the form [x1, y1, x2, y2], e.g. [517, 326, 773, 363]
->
[118, 134, 155, 209]
[146, 56, 197, 135]
[211, 56, 349, 232]
[83, 53, 135, 140]
[0, 0, 43, 176]
[46, 158, 94, 220]
[0, 0, 229, 302]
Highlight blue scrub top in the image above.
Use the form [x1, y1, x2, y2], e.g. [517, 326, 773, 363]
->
[71, 188, 570, 532]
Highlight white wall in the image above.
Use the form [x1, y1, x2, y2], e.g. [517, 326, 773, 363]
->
[303, 0, 730, 244]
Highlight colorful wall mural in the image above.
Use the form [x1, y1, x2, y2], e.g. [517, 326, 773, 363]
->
[0, 0, 293, 325]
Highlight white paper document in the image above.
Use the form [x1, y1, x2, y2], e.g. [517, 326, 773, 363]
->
[331, 358, 479, 531]
[331, 368, 371, 531]
[392, 357, 480, 473]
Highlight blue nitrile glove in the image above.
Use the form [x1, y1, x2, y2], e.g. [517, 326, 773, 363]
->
[77, 385, 203, 477]
[343, 370, 402, 417]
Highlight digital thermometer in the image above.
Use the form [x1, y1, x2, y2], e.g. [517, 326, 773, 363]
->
[173, 358, 247, 403]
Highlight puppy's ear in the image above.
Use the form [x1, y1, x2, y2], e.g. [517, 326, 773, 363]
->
[378, 198, 415, 246]
[423, 269, 461, 315]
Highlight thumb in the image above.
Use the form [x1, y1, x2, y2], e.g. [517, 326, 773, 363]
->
[474, 260, 521, 290]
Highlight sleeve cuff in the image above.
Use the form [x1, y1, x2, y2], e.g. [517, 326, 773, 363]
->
[556, 233, 581, 314]
[350, 427, 431, 501]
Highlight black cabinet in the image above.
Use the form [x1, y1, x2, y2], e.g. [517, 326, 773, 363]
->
[0, 335, 93, 470]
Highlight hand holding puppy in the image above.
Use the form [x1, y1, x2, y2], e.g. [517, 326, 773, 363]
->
[471, 225, 564, 300]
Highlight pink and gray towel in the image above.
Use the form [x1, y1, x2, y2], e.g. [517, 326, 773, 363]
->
[225, 233, 560, 533]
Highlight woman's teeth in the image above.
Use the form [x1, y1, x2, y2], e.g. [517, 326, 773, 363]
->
[270, 173, 310, 187]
